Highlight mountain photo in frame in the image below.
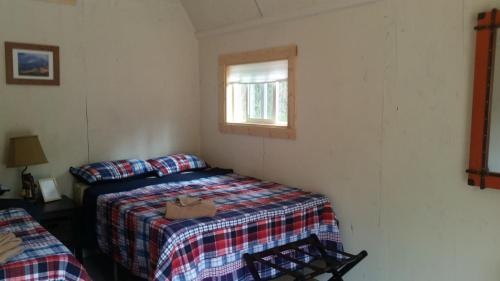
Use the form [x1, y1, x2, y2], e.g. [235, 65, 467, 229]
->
[5, 42, 60, 85]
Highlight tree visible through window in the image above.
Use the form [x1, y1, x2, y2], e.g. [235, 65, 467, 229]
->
[226, 79, 288, 126]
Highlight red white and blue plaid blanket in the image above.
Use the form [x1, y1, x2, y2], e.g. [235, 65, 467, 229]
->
[97, 173, 342, 281]
[0, 208, 90, 281]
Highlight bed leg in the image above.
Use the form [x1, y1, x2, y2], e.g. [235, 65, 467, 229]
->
[113, 261, 119, 281]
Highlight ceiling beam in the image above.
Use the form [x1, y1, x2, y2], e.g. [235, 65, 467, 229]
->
[253, 0, 263, 17]
[196, 0, 380, 39]
[34, 0, 76, 6]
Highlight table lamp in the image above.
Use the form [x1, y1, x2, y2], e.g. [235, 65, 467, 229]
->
[7, 135, 48, 199]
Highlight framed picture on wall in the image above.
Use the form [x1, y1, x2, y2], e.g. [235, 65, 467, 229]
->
[4, 42, 60, 85]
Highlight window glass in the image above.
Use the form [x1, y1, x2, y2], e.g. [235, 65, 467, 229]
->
[226, 60, 288, 126]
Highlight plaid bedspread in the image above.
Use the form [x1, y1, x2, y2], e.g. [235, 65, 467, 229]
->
[0, 208, 91, 281]
[97, 173, 342, 281]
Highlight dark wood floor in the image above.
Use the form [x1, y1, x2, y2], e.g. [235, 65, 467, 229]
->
[83, 253, 327, 281]
[83, 253, 144, 281]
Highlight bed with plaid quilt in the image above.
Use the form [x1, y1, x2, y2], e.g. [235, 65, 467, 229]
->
[0, 208, 90, 281]
[97, 172, 342, 281]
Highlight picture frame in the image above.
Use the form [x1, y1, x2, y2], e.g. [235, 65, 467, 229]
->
[38, 178, 62, 202]
[4, 42, 60, 85]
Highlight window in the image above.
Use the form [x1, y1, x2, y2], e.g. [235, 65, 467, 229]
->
[226, 60, 288, 126]
[219, 45, 296, 139]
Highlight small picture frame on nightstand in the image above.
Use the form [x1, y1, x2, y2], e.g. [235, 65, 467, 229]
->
[38, 178, 62, 202]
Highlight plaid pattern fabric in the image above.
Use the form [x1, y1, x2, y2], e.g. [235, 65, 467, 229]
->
[70, 159, 154, 184]
[0, 208, 90, 281]
[147, 154, 207, 177]
[96, 173, 342, 281]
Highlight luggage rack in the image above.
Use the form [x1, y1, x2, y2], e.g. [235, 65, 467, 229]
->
[244, 234, 367, 281]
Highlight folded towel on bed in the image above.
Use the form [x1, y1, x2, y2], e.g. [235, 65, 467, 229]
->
[0, 238, 22, 251]
[0, 233, 16, 247]
[177, 197, 202, 207]
[0, 232, 23, 264]
[0, 245, 23, 264]
[165, 197, 217, 219]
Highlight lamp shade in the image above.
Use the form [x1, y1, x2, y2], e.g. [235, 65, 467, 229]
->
[7, 136, 48, 168]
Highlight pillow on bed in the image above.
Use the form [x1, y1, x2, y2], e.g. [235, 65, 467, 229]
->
[147, 154, 207, 177]
[69, 159, 155, 184]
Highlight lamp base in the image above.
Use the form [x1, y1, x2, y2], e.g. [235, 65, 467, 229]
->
[21, 170, 36, 200]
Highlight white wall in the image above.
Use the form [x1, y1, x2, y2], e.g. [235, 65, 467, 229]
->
[199, 0, 500, 280]
[0, 0, 200, 197]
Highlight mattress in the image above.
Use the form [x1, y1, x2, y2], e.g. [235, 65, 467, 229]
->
[0, 208, 91, 280]
[80, 169, 233, 248]
[95, 171, 342, 281]
[73, 175, 159, 205]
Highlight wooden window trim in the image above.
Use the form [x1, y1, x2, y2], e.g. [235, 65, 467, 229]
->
[218, 45, 297, 140]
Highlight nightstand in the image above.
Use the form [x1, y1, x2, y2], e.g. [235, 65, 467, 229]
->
[0, 195, 82, 261]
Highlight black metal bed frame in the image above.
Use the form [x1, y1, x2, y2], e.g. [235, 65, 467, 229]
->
[244, 234, 367, 281]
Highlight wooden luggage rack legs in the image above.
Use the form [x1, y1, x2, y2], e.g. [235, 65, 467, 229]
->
[244, 234, 367, 281]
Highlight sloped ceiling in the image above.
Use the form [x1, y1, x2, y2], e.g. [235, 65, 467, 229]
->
[180, 0, 376, 34]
